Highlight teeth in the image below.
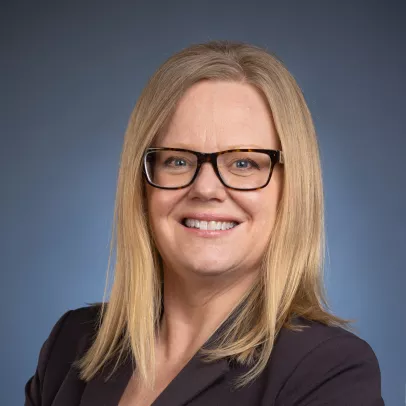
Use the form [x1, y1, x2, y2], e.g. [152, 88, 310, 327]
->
[184, 218, 238, 230]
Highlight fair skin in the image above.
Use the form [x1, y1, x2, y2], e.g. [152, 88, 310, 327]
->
[119, 80, 283, 405]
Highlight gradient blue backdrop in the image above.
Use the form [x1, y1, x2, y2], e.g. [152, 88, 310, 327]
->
[1, 1, 405, 404]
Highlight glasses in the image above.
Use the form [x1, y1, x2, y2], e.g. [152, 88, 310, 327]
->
[143, 147, 284, 191]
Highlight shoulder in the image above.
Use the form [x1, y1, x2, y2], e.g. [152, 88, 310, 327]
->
[25, 303, 105, 404]
[47, 303, 103, 350]
[39, 303, 104, 371]
[274, 316, 364, 362]
[61, 302, 103, 333]
[267, 317, 383, 404]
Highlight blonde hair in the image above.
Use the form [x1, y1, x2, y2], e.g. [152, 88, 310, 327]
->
[75, 40, 353, 388]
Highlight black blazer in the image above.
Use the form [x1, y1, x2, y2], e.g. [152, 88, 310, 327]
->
[25, 305, 384, 405]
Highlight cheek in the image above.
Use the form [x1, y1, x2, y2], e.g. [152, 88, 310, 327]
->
[146, 187, 185, 224]
[146, 189, 167, 238]
[146, 190, 173, 250]
[236, 189, 280, 228]
[147, 187, 170, 215]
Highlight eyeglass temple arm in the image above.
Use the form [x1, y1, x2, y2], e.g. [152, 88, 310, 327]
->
[279, 151, 284, 164]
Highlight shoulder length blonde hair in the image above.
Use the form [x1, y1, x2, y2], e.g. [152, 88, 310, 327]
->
[75, 40, 352, 388]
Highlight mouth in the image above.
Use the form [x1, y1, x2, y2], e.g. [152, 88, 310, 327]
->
[180, 218, 241, 231]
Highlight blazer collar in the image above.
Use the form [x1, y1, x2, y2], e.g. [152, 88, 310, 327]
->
[79, 350, 230, 406]
[79, 304, 244, 406]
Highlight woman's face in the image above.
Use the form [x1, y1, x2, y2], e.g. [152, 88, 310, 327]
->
[146, 80, 283, 281]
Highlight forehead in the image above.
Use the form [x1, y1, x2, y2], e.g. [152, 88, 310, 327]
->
[156, 80, 279, 150]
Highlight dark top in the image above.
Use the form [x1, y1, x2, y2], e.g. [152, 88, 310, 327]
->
[25, 304, 384, 405]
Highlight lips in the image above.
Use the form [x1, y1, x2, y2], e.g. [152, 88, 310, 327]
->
[179, 213, 243, 224]
[181, 218, 239, 229]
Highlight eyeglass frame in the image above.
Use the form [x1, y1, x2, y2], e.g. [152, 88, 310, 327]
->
[142, 147, 284, 191]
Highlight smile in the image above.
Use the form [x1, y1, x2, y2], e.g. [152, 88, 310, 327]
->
[182, 218, 239, 231]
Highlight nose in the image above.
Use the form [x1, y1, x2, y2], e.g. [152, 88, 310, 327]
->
[188, 161, 226, 200]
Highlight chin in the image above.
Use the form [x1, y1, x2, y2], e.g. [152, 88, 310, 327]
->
[184, 258, 237, 276]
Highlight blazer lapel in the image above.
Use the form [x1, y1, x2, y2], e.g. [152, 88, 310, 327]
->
[152, 354, 229, 406]
[79, 352, 133, 406]
[79, 346, 230, 406]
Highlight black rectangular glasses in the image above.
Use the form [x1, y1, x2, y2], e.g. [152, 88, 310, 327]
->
[143, 147, 284, 191]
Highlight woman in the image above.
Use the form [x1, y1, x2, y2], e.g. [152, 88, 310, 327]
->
[25, 40, 384, 405]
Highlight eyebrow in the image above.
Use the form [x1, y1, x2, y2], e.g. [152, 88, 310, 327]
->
[160, 143, 268, 150]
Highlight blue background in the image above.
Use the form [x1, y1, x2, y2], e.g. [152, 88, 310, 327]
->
[1, 1, 405, 404]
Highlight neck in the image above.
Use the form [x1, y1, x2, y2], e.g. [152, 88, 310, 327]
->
[156, 267, 258, 365]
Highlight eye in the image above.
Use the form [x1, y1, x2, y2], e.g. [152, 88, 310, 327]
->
[164, 157, 188, 167]
[233, 159, 260, 170]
